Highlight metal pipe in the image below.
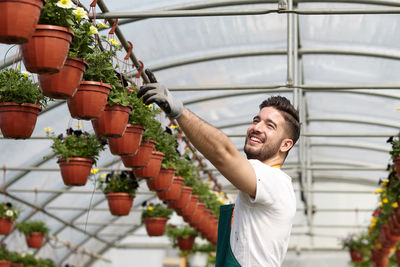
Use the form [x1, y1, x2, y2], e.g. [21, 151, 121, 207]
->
[227, 132, 396, 137]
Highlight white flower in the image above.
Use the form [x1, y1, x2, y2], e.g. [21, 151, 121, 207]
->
[56, 0, 73, 9]
[5, 210, 13, 217]
[20, 71, 31, 78]
[72, 7, 88, 20]
[89, 25, 98, 35]
[97, 21, 109, 29]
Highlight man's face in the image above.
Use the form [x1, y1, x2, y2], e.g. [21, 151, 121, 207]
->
[244, 106, 288, 162]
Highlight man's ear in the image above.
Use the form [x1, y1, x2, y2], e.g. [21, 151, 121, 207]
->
[280, 138, 293, 153]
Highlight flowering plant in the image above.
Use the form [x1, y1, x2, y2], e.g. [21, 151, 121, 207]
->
[47, 127, 107, 164]
[97, 171, 139, 196]
[38, 0, 77, 28]
[166, 224, 197, 242]
[0, 202, 20, 220]
[141, 202, 173, 221]
[0, 67, 50, 108]
[341, 232, 370, 250]
[388, 135, 400, 160]
[16, 220, 49, 234]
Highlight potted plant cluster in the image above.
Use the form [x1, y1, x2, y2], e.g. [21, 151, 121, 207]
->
[48, 127, 106, 186]
[97, 171, 139, 216]
[389, 135, 400, 179]
[0, 246, 11, 267]
[0, 202, 20, 235]
[166, 224, 197, 251]
[16, 220, 49, 249]
[341, 232, 370, 263]
[0, 68, 49, 139]
[141, 202, 173, 236]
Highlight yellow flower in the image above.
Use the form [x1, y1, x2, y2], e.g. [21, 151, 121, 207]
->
[397, 107, 400, 110]
[56, 0, 73, 9]
[146, 104, 152, 108]
[76, 125, 83, 129]
[21, 71, 31, 78]
[148, 206, 153, 211]
[91, 168, 99, 175]
[393, 202, 399, 208]
[108, 38, 119, 46]
[97, 21, 109, 29]
[382, 179, 389, 186]
[376, 243, 381, 249]
[379, 202, 383, 207]
[374, 188, 383, 194]
[100, 173, 107, 179]
[383, 198, 388, 204]
[44, 127, 52, 132]
[170, 125, 179, 129]
[89, 25, 98, 35]
[72, 7, 88, 20]
[391, 247, 396, 253]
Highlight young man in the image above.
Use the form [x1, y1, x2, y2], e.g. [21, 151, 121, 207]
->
[138, 70, 300, 267]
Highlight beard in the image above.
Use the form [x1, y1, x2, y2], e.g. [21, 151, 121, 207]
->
[244, 136, 282, 162]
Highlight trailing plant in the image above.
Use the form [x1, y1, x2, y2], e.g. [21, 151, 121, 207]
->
[0, 67, 50, 108]
[166, 224, 197, 244]
[141, 202, 173, 222]
[82, 43, 117, 84]
[97, 171, 139, 196]
[0, 202, 20, 220]
[47, 127, 107, 164]
[18, 252, 37, 266]
[68, 21, 95, 59]
[16, 220, 49, 234]
[128, 88, 161, 126]
[0, 246, 10, 261]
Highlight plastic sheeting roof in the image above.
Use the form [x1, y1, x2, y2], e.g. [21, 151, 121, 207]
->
[1, 0, 400, 266]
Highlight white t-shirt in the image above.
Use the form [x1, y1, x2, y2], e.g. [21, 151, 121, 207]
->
[230, 159, 296, 267]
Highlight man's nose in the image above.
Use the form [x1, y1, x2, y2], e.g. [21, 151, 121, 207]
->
[252, 121, 263, 133]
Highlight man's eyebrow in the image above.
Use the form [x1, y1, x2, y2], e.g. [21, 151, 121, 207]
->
[265, 118, 277, 128]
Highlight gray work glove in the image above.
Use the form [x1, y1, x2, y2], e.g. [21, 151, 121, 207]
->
[137, 69, 184, 119]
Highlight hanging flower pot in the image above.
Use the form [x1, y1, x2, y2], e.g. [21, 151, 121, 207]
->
[10, 263, 23, 267]
[21, 25, 74, 74]
[38, 57, 88, 99]
[108, 124, 144, 156]
[150, 168, 175, 192]
[195, 208, 211, 235]
[179, 194, 198, 218]
[168, 186, 192, 210]
[92, 104, 132, 138]
[26, 232, 44, 249]
[133, 151, 164, 179]
[177, 235, 196, 251]
[106, 193, 135, 216]
[186, 202, 206, 226]
[349, 249, 363, 262]
[121, 139, 155, 168]
[67, 81, 111, 120]
[144, 217, 168, 236]
[0, 0, 44, 44]
[157, 176, 184, 202]
[0, 102, 41, 139]
[0, 217, 14, 235]
[57, 157, 94, 186]
[0, 260, 11, 267]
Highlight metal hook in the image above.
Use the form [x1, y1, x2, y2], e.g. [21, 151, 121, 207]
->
[109, 19, 118, 34]
[124, 41, 133, 60]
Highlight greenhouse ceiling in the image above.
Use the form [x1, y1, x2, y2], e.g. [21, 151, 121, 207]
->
[1, 0, 400, 266]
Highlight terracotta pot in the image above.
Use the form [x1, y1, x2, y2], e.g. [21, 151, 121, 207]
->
[349, 249, 363, 262]
[57, 157, 94, 186]
[0, 261, 11, 267]
[157, 176, 184, 202]
[0, 102, 41, 139]
[0, 217, 13, 235]
[180, 194, 198, 217]
[106, 193, 134, 216]
[39, 57, 88, 99]
[186, 202, 206, 226]
[21, 25, 74, 74]
[10, 263, 23, 267]
[67, 81, 111, 120]
[395, 157, 400, 180]
[0, 0, 44, 44]
[26, 232, 44, 248]
[177, 235, 196, 251]
[108, 124, 144, 155]
[144, 217, 168, 236]
[169, 186, 192, 210]
[133, 151, 164, 179]
[150, 168, 175, 192]
[195, 208, 211, 234]
[121, 139, 155, 168]
[92, 104, 132, 138]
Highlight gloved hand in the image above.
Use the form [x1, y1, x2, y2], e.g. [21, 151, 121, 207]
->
[137, 69, 184, 119]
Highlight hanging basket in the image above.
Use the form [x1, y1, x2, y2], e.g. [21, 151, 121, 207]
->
[185, 202, 206, 226]
[169, 186, 193, 210]
[57, 157, 94, 186]
[157, 176, 184, 202]
[349, 249, 363, 262]
[108, 124, 144, 155]
[106, 193, 134, 216]
[0, 102, 41, 139]
[67, 81, 111, 120]
[10, 263, 23, 267]
[133, 151, 164, 179]
[0, 217, 14, 235]
[26, 232, 44, 249]
[0, 260, 11, 267]
[121, 139, 155, 168]
[92, 104, 132, 138]
[179, 194, 198, 217]
[0, 0, 44, 44]
[38, 57, 88, 99]
[144, 217, 168, 236]
[177, 235, 196, 251]
[21, 25, 74, 74]
[151, 168, 175, 192]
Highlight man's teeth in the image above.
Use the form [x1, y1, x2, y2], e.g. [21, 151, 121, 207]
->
[250, 137, 261, 142]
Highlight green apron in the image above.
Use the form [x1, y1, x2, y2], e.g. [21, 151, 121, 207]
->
[215, 204, 241, 267]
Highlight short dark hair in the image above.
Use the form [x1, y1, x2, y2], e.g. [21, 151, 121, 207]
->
[259, 96, 300, 145]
